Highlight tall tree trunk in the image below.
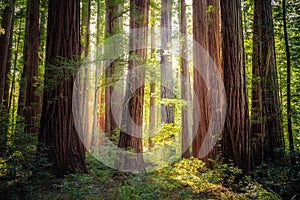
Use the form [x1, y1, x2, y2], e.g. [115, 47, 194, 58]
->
[148, 8, 156, 148]
[38, 0, 87, 176]
[160, 0, 174, 124]
[118, 0, 149, 171]
[220, 0, 251, 173]
[251, 0, 265, 166]
[0, 0, 14, 108]
[252, 0, 285, 166]
[17, 0, 40, 134]
[104, 0, 124, 136]
[192, 0, 208, 162]
[207, 0, 222, 165]
[9, 17, 23, 113]
[180, 0, 189, 159]
[81, 0, 92, 146]
[0, 0, 14, 156]
[282, 0, 295, 165]
[81, 0, 91, 57]
[192, 0, 221, 166]
[96, 0, 105, 132]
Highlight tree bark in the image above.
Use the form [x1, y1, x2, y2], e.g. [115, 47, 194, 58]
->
[192, 0, 221, 166]
[17, 0, 40, 134]
[220, 0, 251, 173]
[180, 0, 190, 159]
[104, 0, 124, 136]
[160, 0, 174, 124]
[282, 0, 295, 165]
[0, 0, 14, 108]
[192, 0, 208, 163]
[118, 0, 149, 171]
[38, 0, 87, 176]
[0, 0, 14, 156]
[148, 9, 156, 148]
[252, 0, 285, 166]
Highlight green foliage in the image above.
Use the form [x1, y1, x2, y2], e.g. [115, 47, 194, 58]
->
[273, 0, 300, 153]
[252, 162, 300, 200]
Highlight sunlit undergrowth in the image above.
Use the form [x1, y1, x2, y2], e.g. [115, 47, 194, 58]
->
[0, 130, 297, 200]
[1, 150, 288, 200]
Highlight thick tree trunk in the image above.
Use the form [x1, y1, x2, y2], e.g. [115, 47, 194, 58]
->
[17, 0, 40, 134]
[252, 0, 285, 166]
[160, 0, 174, 124]
[192, 0, 221, 166]
[206, 0, 221, 166]
[220, 0, 251, 173]
[192, 0, 208, 162]
[38, 0, 87, 176]
[251, 0, 265, 167]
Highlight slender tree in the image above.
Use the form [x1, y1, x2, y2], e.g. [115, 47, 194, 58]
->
[282, 0, 296, 165]
[180, 0, 189, 159]
[80, 0, 92, 146]
[38, 0, 87, 176]
[148, 7, 156, 148]
[0, 0, 14, 109]
[81, 0, 91, 57]
[0, 0, 14, 156]
[104, 0, 124, 136]
[17, 0, 40, 134]
[160, 0, 174, 124]
[220, 0, 251, 173]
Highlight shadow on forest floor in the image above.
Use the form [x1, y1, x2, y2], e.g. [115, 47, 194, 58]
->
[0, 133, 299, 199]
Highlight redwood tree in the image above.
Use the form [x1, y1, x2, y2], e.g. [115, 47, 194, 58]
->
[118, 0, 149, 171]
[104, 0, 124, 136]
[0, 0, 14, 156]
[17, 0, 40, 134]
[160, 0, 174, 124]
[148, 7, 156, 148]
[283, 0, 296, 165]
[220, 0, 251, 173]
[192, 0, 221, 166]
[180, 0, 189, 159]
[0, 0, 14, 109]
[252, 0, 285, 166]
[38, 0, 87, 175]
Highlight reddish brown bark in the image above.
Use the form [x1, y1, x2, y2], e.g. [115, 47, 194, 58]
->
[0, 0, 14, 108]
[220, 0, 251, 173]
[180, 0, 190, 159]
[252, 0, 285, 166]
[160, 0, 174, 124]
[104, 0, 124, 136]
[17, 0, 40, 134]
[118, 0, 149, 171]
[148, 13, 156, 148]
[192, 0, 221, 166]
[38, 0, 87, 176]
[192, 0, 209, 163]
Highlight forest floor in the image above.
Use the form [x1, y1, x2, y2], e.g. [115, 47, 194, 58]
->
[0, 134, 299, 199]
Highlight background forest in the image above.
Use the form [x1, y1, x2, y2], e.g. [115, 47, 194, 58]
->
[0, 0, 300, 199]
